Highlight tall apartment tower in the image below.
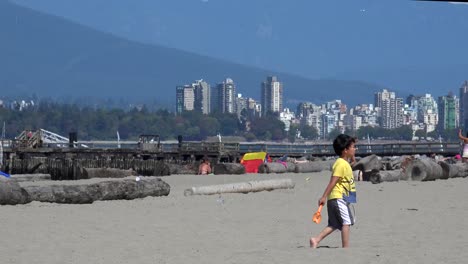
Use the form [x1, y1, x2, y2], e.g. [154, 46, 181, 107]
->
[374, 89, 394, 108]
[459, 81, 468, 128]
[375, 89, 403, 129]
[438, 92, 459, 131]
[175, 85, 195, 115]
[193, 79, 211, 114]
[212, 78, 237, 114]
[261, 76, 283, 116]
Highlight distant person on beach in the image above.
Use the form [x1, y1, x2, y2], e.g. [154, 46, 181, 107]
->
[458, 129, 468, 163]
[198, 158, 212, 175]
[310, 134, 357, 248]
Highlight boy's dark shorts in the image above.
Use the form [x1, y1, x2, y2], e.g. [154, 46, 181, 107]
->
[327, 198, 354, 230]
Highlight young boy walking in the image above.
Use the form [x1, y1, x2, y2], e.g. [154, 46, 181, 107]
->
[310, 134, 357, 248]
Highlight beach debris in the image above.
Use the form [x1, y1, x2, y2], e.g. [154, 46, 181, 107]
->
[20, 177, 170, 204]
[0, 177, 31, 205]
[404, 158, 443, 181]
[9, 174, 51, 182]
[184, 178, 295, 196]
[213, 163, 245, 175]
[81, 168, 138, 179]
[352, 154, 383, 173]
[258, 162, 294, 174]
[368, 170, 403, 184]
[294, 160, 334, 173]
[438, 161, 468, 179]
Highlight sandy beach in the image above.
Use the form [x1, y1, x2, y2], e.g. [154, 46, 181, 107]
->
[0, 171, 467, 264]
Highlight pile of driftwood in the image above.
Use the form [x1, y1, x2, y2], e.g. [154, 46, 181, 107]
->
[0, 175, 170, 205]
[214, 158, 335, 175]
[352, 154, 468, 184]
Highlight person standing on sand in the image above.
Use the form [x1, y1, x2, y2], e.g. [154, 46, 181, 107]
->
[458, 129, 468, 163]
[310, 134, 357, 248]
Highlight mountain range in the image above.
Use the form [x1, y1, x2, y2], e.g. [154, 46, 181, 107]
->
[16, 0, 468, 109]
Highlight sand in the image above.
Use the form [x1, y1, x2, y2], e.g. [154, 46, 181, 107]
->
[0, 172, 467, 264]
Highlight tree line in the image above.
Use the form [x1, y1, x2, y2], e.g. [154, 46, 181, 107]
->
[0, 102, 459, 142]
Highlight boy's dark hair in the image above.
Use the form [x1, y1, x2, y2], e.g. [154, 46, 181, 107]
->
[333, 134, 356, 156]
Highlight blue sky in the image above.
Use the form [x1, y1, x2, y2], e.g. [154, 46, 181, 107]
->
[11, 0, 468, 95]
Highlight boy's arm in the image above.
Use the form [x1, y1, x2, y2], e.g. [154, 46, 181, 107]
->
[318, 176, 340, 206]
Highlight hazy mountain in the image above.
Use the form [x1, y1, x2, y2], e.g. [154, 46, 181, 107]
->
[10, 0, 468, 97]
[0, 0, 388, 109]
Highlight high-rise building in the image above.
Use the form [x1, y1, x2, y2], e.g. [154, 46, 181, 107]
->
[459, 81, 468, 128]
[374, 89, 394, 108]
[213, 78, 237, 114]
[438, 92, 459, 131]
[375, 89, 403, 129]
[193, 79, 210, 114]
[261, 76, 283, 116]
[175, 85, 195, 115]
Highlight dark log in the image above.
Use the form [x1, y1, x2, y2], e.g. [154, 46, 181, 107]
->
[368, 170, 403, 184]
[294, 160, 333, 173]
[11, 174, 51, 182]
[167, 163, 197, 175]
[184, 178, 295, 196]
[383, 155, 411, 170]
[285, 162, 297, 172]
[438, 161, 468, 179]
[352, 154, 382, 172]
[22, 177, 170, 204]
[0, 177, 31, 205]
[213, 163, 245, 175]
[404, 158, 443, 181]
[258, 162, 288, 174]
[150, 161, 171, 176]
[81, 168, 138, 179]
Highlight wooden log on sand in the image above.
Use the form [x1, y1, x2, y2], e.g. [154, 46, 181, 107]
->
[294, 160, 333, 173]
[167, 163, 197, 175]
[404, 158, 443, 181]
[0, 177, 31, 205]
[81, 168, 138, 179]
[438, 161, 468, 179]
[258, 162, 288, 174]
[184, 178, 295, 196]
[352, 154, 382, 172]
[22, 177, 170, 204]
[213, 163, 245, 175]
[10, 174, 52, 182]
[368, 170, 403, 184]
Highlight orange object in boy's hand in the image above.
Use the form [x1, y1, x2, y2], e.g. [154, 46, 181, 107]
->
[312, 204, 323, 224]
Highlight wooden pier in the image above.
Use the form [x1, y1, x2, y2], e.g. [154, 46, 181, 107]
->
[0, 140, 460, 180]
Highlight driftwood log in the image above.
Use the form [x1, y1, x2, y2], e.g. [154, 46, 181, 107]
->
[258, 162, 288, 174]
[81, 168, 138, 179]
[10, 174, 52, 182]
[438, 161, 468, 179]
[368, 170, 403, 184]
[383, 155, 411, 171]
[0, 177, 31, 205]
[184, 178, 295, 196]
[21, 177, 170, 204]
[167, 163, 197, 175]
[352, 154, 382, 172]
[213, 163, 245, 175]
[404, 158, 443, 181]
[294, 160, 333, 173]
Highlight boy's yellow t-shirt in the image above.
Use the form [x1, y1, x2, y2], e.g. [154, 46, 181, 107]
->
[328, 157, 355, 200]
